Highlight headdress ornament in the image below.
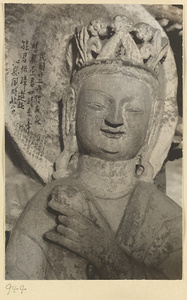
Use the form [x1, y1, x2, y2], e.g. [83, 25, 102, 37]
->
[66, 15, 169, 76]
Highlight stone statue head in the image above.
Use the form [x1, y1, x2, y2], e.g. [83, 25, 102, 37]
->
[54, 15, 178, 182]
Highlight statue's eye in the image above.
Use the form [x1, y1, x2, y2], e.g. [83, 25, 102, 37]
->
[87, 103, 106, 111]
[126, 108, 143, 113]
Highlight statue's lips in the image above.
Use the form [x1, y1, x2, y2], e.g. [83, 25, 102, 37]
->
[101, 128, 126, 139]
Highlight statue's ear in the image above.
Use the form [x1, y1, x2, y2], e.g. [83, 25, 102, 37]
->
[53, 86, 78, 180]
[62, 86, 76, 139]
[140, 160, 154, 183]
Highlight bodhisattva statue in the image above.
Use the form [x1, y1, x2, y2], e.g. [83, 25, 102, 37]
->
[6, 16, 182, 279]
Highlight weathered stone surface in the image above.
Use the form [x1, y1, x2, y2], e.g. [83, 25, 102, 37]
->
[5, 4, 181, 280]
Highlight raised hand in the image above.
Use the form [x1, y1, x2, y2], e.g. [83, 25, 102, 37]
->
[45, 199, 115, 270]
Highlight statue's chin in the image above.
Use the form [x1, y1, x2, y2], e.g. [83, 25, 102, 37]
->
[77, 133, 145, 162]
[85, 149, 137, 162]
[99, 149, 128, 161]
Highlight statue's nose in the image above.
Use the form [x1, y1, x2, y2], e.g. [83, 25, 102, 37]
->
[104, 107, 124, 128]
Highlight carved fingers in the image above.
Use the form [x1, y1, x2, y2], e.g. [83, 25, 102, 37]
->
[45, 213, 101, 264]
[45, 229, 79, 254]
[48, 196, 100, 233]
[46, 187, 115, 265]
[57, 224, 79, 241]
[44, 211, 86, 257]
[45, 201, 106, 265]
[58, 214, 90, 231]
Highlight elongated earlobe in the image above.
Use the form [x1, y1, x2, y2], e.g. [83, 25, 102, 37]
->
[53, 86, 78, 180]
[135, 155, 144, 176]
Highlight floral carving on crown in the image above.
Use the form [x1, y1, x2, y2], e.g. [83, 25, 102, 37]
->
[66, 15, 169, 75]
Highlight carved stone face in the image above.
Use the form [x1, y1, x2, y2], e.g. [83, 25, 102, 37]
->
[76, 73, 153, 161]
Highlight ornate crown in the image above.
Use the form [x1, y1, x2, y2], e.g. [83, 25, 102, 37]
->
[66, 15, 169, 76]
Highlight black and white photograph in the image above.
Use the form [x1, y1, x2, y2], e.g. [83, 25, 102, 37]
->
[4, 3, 183, 283]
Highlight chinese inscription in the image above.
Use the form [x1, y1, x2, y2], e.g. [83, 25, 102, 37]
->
[9, 39, 48, 160]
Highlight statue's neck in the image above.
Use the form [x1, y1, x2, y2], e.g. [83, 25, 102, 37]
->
[76, 155, 139, 199]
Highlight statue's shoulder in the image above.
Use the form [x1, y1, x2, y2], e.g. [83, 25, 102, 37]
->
[135, 181, 182, 216]
[119, 181, 181, 241]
